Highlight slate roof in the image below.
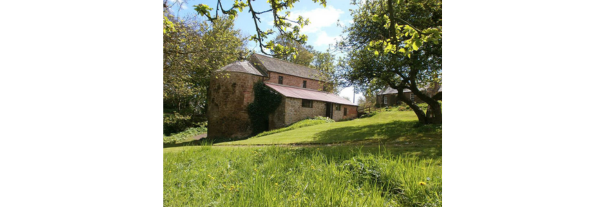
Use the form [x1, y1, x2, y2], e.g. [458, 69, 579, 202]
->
[265, 82, 357, 106]
[378, 87, 411, 95]
[378, 85, 442, 95]
[218, 61, 266, 76]
[251, 54, 321, 80]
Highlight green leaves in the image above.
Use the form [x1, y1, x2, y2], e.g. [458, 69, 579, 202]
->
[194, 4, 213, 17]
[372, 14, 380, 22]
[163, 16, 175, 34]
[247, 82, 283, 135]
[164, 13, 246, 131]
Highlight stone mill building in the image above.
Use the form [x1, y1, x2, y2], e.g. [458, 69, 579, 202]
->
[207, 54, 358, 139]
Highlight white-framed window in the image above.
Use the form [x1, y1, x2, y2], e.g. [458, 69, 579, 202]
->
[383, 96, 388, 105]
[410, 94, 415, 102]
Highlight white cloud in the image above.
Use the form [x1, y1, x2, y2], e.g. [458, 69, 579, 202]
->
[348, 20, 354, 24]
[290, 6, 343, 34]
[338, 86, 364, 104]
[314, 31, 342, 47]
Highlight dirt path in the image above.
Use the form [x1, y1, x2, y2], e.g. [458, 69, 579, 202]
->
[192, 133, 207, 140]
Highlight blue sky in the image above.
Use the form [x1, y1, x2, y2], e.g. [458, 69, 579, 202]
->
[166, 0, 364, 103]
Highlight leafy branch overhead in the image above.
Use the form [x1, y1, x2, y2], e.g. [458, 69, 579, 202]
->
[193, 0, 327, 57]
[339, 0, 442, 57]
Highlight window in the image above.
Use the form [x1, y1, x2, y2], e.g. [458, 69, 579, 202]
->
[344, 107, 348, 116]
[303, 80, 307, 88]
[410, 94, 415, 102]
[302, 99, 313, 108]
[335, 104, 341, 111]
[278, 76, 283, 84]
[383, 96, 388, 105]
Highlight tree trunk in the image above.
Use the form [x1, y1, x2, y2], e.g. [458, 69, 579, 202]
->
[408, 69, 442, 125]
[396, 87, 427, 124]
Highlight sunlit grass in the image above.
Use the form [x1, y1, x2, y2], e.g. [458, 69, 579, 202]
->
[164, 146, 441, 207]
[164, 110, 442, 206]
[216, 111, 438, 145]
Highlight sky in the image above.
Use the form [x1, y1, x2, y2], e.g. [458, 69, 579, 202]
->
[166, 0, 365, 104]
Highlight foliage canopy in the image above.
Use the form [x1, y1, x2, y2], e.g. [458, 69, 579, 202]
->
[163, 12, 247, 134]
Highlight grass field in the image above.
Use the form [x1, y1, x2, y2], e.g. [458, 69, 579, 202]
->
[216, 110, 440, 145]
[164, 111, 442, 207]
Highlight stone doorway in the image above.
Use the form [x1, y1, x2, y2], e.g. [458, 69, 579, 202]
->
[325, 102, 333, 119]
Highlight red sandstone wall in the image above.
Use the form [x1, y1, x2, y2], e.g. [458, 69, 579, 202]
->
[207, 72, 264, 139]
[265, 72, 321, 91]
[342, 105, 358, 119]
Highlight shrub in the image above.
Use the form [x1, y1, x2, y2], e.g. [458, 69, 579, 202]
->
[397, 106, 405, 111]
[360, 111, 377, 118]
[310, 116, 335, 123]
[163, 112, 192, 135]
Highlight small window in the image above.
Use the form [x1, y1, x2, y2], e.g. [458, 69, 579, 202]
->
[335, 104, 341, 111]
[410, 94, 415, 102]
[302, 99, 313, 108]
[278, 76, 283, 84]
[303, 80, 307, 88]
[344, 107, 348, 116]
[383, 96, 388, 105]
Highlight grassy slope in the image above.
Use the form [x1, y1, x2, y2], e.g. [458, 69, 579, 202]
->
[216, 110, 438, 145]
[164, 110, 442, 206]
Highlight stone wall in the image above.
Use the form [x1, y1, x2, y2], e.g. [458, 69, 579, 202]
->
[283, 98, 326, 126]
[207, 72, 264, 139]
[265, 71, 321, 91]
[377, 92, 425, 108]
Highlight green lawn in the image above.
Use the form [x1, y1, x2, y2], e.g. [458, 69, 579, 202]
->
[216, 110, 440, 146]
[165, 146, 441, 206]
[164, 110, 442, 206]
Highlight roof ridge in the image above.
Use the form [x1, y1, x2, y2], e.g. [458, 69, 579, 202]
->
[219, 60, 266, 76]
[252, 53, 319, 74]
[253, 53, 311, 68]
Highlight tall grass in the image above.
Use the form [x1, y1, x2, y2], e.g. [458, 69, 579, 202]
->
[164, 146, 441, 206]
[163, 126, 207, 144]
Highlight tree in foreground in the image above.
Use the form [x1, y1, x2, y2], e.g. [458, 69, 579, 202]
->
[164, 0, 439, 58]
[339, 0, 442, 124]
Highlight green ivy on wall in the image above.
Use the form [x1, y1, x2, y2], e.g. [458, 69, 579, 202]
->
[247, 81, 282, 135]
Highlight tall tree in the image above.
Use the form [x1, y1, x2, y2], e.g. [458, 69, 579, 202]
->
[163, 11, 247, 134]
[271, 34, 314, 66]
[339, 0, 442, 124]
[312, 50, 339, 93]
